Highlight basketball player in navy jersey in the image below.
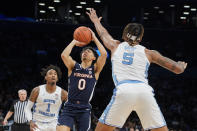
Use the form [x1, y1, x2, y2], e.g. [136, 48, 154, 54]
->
[57, 29, 107, 131]
[87, 8, 187, 131]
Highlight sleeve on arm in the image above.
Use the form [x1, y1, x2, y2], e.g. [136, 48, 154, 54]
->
[25, 100, 34, 122]
[9, 101, 16, 112]
[9, 104, 14, 112]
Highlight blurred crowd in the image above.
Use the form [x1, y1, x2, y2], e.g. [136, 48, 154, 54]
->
[0, 21, 197, 131]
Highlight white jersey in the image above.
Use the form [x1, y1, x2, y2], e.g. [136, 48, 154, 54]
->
[111, 42, 150, 86]
[100, 42, 166, 129]
[33, 84, 62, 123]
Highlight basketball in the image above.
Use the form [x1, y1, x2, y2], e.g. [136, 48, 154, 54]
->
[73, 26, 92, 46]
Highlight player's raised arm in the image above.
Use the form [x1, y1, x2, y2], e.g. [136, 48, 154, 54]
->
[86, 8, 120, 52]
[146, 49, 187, 74]
[61, 40, 77, 75]
[89, 29, 107, 80]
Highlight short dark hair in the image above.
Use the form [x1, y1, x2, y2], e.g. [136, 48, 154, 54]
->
[122, 23, 144, 44]
[80, 46, 98, 65]
[40, 64, 62, 80]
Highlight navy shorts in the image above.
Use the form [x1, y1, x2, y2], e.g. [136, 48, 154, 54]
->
[58, 109, 91, 131]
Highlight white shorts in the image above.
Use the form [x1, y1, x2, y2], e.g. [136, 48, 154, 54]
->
[99, 82, 166, 130]
[34, 120, 57, 131]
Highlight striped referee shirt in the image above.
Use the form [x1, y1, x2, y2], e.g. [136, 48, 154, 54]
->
[10, 100, 28, 123]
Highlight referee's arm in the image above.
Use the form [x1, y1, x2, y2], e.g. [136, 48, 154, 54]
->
[3, 104, 14, 125]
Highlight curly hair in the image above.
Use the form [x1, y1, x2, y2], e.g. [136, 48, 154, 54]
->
[40, 64, 62, 81]
[122, 23, 144, 45]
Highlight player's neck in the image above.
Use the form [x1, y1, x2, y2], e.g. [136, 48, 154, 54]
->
[81, 61, 92, 69]
[46, 83, 56, 93]
[128, 41, 139, 46]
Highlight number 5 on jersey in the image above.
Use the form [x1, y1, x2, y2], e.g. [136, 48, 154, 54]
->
[122, 52, 134, 65]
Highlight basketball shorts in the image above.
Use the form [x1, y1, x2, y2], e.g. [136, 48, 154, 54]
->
[99, 82, 166, 130]
[58, 109, 91, 131]
[33, 120, 57, 131]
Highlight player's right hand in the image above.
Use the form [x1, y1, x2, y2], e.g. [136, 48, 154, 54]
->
[86, 8, 102, 23]
[30, 121, 38, 131]
[73, 39, 86, 47]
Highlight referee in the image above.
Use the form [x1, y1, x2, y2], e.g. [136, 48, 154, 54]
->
[3, 89, 29, 131]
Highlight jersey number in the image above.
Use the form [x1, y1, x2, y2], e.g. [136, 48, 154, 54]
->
[78, 79, 86, 90]
[122, 52, 134, 65]
[46, 103, 51, 112]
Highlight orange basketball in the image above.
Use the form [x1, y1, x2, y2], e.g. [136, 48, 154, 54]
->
[73, 26, 92, 46]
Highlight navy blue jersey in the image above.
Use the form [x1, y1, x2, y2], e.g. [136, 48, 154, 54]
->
[66, 63, 97, 109]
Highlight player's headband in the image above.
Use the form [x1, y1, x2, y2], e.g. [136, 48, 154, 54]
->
[127, 33, 137, 41]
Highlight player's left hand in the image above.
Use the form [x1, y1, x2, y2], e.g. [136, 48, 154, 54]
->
[88, 28, 96, 42]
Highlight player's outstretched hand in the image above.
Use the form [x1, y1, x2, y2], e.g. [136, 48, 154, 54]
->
[86, 8, 102, 23]
[178, 61, 187, 70]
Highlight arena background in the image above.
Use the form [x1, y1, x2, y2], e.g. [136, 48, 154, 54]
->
[0, 0, 197, 130]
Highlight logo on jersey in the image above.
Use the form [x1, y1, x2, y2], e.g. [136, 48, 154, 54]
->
[43, 99, 55, 104]
[38, 110, 55, 117]
[55, 94, 59, 100]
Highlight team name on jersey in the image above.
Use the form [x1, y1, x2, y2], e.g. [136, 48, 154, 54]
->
[43, 99, 55, 104]
[74, 72, 93, 78]
[38, 110, 55, 117]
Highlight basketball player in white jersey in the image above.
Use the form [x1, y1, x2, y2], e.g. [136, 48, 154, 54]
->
[25, 65, 68, 131]
[87, 8, 187, 131]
